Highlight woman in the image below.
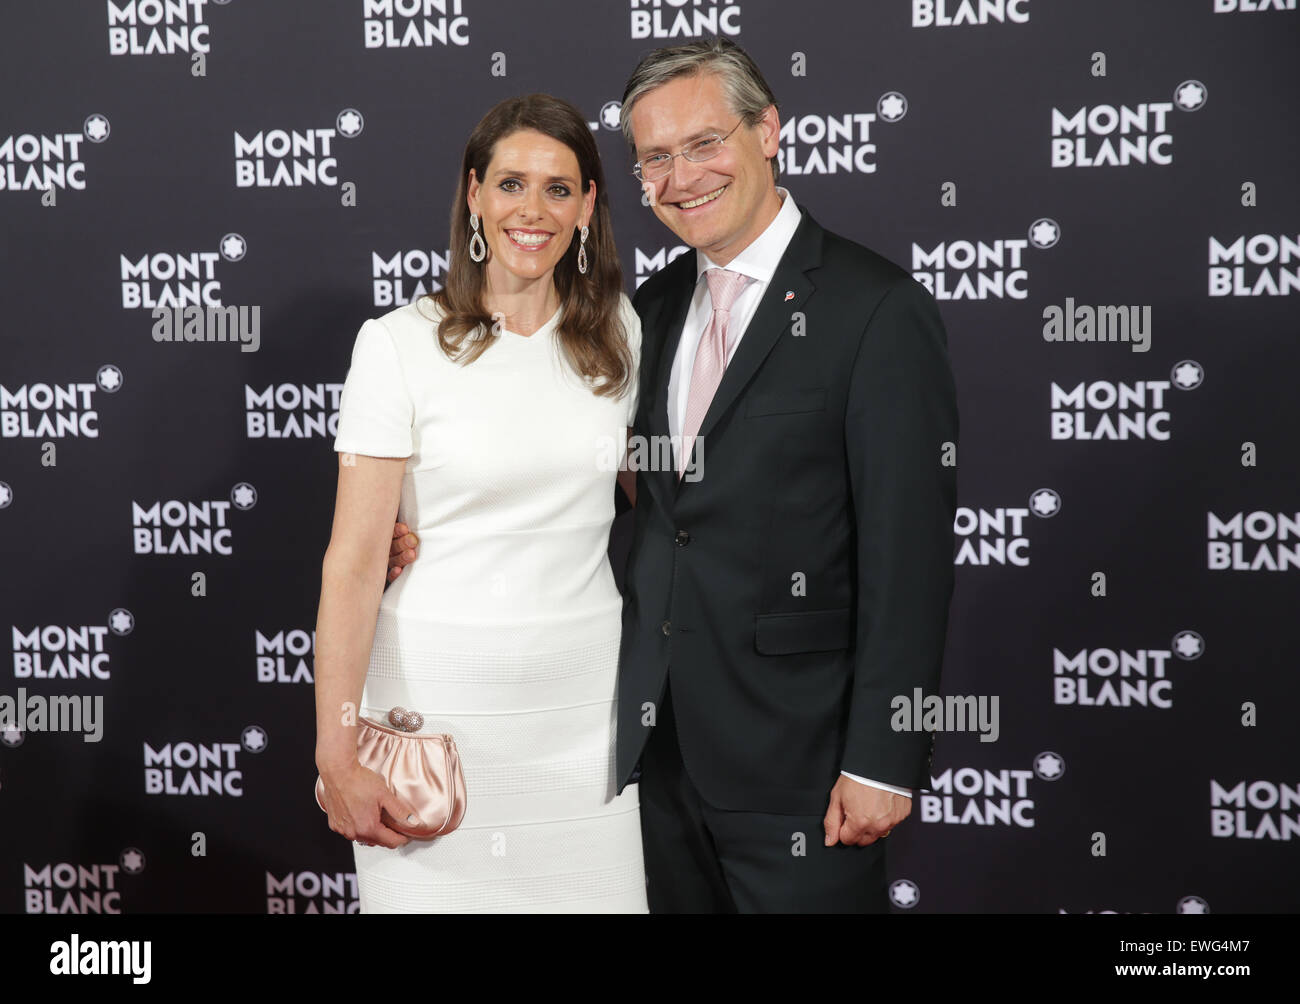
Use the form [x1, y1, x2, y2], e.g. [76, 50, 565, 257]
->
[313, 94, 646, 912]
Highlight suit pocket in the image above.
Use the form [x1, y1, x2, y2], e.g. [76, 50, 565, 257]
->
[745, 387, 826, 417]
[754, 607, 852, 655]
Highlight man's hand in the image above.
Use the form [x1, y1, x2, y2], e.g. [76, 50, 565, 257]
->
[387, 522, 419, 582]
[823, 776, 911, 847]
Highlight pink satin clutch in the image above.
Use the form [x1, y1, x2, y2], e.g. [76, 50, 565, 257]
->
[315, 711, 467, 840]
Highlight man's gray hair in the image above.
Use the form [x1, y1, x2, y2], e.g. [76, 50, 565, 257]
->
[620, 37, 780, 182]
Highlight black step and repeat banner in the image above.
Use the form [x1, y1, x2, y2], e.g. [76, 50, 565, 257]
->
[1, 1, 1297, 915]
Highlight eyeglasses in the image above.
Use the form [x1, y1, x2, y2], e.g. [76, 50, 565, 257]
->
[632, 121, 743, 182]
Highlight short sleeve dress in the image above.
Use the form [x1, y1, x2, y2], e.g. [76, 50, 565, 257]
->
[332, 293, 646, 912]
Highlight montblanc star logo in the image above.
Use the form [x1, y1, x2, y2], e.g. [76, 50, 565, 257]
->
[337, 108, 364, 138]
[877, 92, 908, 122]
[1171, 360, 1204, 390]
[1034, 751, 1065, 780]
[1174, 81, 1207, 112]
[109, 608, 135, 636]
[1029, 488, 1061, 518]
[220, 233, 247, 261]
[889, 879, 920, 908]
[84, 114, 110, 142]
[1172, 630, 1204, 660]
[1029, 218, 1060, 249]
[97, 365, 123, 393]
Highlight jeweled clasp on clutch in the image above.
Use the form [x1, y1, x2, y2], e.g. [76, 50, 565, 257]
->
[387, 706, 425, 732]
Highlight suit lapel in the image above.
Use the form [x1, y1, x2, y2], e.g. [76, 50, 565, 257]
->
[643, 253, 696, 512]
[639, 208, 826, 504]
[684, 209, 824, 474]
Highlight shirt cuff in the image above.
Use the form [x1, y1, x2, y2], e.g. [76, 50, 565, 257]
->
[840, 770, 912, 797]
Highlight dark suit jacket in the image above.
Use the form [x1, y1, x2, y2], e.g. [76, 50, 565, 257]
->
[615, 206, 958, 814]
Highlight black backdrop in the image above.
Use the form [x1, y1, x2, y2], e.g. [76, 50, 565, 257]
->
[1, 0, 1297, 914]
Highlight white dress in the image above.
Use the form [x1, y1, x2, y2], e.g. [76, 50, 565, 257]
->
[332, 293, 646, 913]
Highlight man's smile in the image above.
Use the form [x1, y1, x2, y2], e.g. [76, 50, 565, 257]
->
[672, 184, 729, 211]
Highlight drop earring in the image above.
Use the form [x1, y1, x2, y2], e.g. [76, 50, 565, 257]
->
[577, 224, 589, 275]
[469, 212, 487, 263]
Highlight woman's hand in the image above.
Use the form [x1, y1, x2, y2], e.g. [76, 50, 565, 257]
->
[388, 522, 419, 582]
[318, 760, 422, 849]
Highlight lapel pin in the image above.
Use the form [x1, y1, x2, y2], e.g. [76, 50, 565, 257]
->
[784, 290, 794, 301]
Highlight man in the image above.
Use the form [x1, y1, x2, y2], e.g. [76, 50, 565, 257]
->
[390, 38, 957, 912]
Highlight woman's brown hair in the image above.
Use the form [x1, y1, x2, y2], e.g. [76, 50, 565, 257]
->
[428, 94, 631, 398]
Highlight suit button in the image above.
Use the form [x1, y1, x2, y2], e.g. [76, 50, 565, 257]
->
[661, 620, 671, 636]
[675, 530, 690, 547]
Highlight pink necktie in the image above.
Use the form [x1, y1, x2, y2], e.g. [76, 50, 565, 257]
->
[680, 267, 748, 479]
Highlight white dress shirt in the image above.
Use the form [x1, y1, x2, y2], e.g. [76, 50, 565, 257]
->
[665, 187, 913, 800]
